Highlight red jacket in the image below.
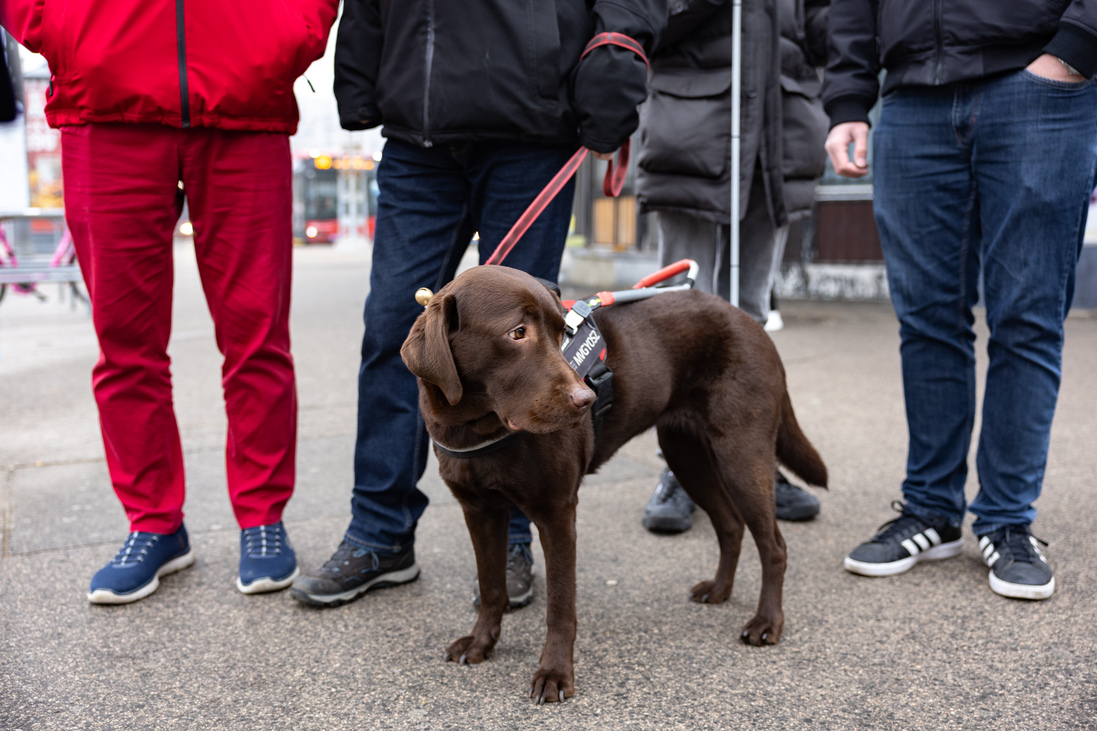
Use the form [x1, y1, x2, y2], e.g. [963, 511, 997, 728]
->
[1, 0, 338, 133]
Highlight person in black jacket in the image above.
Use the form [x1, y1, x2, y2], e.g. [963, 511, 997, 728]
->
[635, 0, 829, 532]
[1, 31, 15, 123]
[824, 0, 1097, 601]
[291, 0, 665, 609]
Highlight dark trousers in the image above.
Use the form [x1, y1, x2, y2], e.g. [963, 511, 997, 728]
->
[345, 139, 575, 553]
[872, 70, 1097, 533]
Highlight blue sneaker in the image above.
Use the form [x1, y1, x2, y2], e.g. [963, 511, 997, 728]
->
[88, 524, 196, 604]
[237, 522, 298, 594]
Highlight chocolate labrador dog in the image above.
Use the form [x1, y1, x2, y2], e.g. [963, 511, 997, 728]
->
[400, 265, 826, 703]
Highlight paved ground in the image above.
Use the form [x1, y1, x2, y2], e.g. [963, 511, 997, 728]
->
[1, 243, 1095, 730]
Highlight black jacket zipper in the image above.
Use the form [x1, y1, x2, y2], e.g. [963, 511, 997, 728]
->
[422, 0, 435, 147]
[176, 0, 191, 128]
[932, 0, 943, 85]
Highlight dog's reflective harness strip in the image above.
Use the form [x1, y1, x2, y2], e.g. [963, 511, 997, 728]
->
[484, 33, 648, 267]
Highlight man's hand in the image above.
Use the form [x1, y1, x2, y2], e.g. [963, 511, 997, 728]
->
[1026, 53, 1085, 83]
[591, 151, 615, 162]
[825, 122, 870, 179]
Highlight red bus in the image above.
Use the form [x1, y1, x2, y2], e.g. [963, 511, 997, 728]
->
[292, 154, 379, 245]
[293, 157, 339, 244]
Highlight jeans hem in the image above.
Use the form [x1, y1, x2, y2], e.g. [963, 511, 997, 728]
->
[343, 530, 412, 556]
[902, 500, 963, 529]
[971, 521, 1031, 538]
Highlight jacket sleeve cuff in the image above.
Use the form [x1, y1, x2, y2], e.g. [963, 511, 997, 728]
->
[1044, 21, 1097, 79]
[338, 106, 382, 131]
[578, 131, 621, 155]
[824, 97, 873, 130]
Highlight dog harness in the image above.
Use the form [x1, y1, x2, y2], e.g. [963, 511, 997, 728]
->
[561, 299, 614, 439]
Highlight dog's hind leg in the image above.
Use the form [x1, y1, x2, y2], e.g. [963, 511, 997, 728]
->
[446, 501, 510, 665]
[658, 427, 745, 606]
[710, 436, 787, 646]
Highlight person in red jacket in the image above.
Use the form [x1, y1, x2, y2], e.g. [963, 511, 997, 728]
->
[0, 0, 338, 604]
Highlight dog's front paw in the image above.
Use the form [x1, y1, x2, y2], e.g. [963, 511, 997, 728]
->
[529, 666, 574, 705]
[444, 634, 496, 665]
[740, 613, 783, 646]
[689, 579, 732, 604]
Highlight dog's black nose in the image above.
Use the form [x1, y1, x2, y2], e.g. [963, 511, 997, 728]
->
[571, 386, 596, 411]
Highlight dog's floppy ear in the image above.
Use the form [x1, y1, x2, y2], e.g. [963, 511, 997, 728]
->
[400, 292, 463, 406]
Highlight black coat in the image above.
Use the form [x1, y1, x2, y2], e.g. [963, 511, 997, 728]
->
[636, 0, 829, 226]
[1, 38, 15, 123]
[823, 0, 1097, 128]
[333, 0, 665, 153]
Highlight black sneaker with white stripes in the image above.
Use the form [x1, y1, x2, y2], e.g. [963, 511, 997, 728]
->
[844, 501, 963, 577]
[978, 526, 1055, 600]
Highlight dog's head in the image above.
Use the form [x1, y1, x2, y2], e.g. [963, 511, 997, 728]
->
[401, 266, 596, 433]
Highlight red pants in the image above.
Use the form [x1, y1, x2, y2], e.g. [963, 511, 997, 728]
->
[62, 124, 297, 533]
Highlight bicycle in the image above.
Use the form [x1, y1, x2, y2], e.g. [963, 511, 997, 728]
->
[0, 217, 87, 309]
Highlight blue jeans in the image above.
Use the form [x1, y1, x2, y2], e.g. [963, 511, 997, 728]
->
[872, 70, 1097, 535]
[345, 139, 575, 554]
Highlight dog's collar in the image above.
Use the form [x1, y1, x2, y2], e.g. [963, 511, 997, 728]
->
[432, 430, 525, 459]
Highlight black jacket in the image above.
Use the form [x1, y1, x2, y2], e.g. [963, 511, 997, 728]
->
[333, 0, 665, 153]
[1, 34, 16, 123]
[824, 0, 1097, 127]
[636, 0, 829, 226]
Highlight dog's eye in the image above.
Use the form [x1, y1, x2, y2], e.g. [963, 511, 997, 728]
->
[509, 326, 527, 341]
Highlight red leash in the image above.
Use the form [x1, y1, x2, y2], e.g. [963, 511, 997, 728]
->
[485, 32, 648, 267]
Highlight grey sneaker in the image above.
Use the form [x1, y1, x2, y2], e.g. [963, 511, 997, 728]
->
[290, 540, 419, 607]
[473, 542, 535, 610]
[979, 526, 1054, 601]
[775, 471, 820, 522]
[642, 468, 695, 534]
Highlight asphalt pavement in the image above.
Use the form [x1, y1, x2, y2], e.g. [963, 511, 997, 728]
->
[1, 242, 1095, 730]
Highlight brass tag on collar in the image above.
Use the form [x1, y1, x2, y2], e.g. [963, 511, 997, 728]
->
[415, 288, 434, 307]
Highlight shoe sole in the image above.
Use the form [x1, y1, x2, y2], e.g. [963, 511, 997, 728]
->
[507, 584, 534, 609]
[289, 563, 421, 607]
[237, 566, 301, 595]
[87, 548, 197, 605]
[776, 502, 820, 522]
[988, 571, 1055, 600]
[642, 514, 692, 534]
[844, 538, 964, 577]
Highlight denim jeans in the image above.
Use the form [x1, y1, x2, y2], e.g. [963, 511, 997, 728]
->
[872, 70, 1097, 535]
[345, 139, 575, 554]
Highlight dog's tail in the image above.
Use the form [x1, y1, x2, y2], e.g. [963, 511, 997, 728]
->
[776, 391, 828, 488]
